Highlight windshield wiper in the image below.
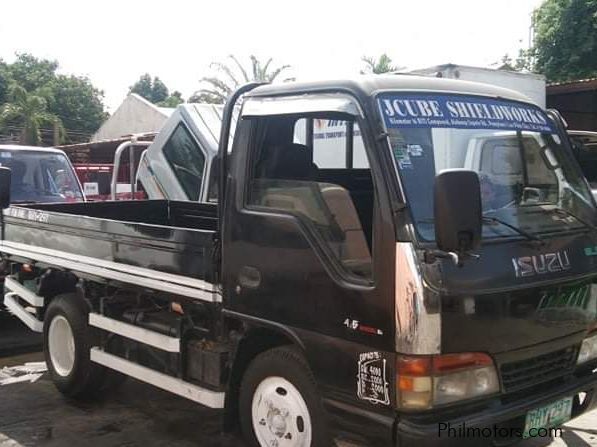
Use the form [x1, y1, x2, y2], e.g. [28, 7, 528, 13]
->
[548, 207, 597, 233]
[482, 215, 544, 243]
[420, 215, 543, 244]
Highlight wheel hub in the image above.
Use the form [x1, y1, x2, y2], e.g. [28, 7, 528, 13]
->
[266, 403, 288, 437]
[252, 376, 312, 447]
[48, 314, 75, 377]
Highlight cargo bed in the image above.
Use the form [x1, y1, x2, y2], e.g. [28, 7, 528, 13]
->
[1, 200, 219, 302]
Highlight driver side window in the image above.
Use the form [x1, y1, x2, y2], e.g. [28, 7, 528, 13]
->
[246, 114, 374, 281]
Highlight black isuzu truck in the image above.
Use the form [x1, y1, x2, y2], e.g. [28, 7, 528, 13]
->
[2, 76, 597, 446]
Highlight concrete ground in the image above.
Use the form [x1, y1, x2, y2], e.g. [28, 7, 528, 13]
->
[0, 311, 42, 357]
[0, 351, 596, 447]
[0, 352, 242, 447]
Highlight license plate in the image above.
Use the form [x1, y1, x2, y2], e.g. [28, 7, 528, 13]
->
[523, 396, 573, 438]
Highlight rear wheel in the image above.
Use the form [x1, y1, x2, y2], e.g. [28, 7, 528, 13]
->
[43, 294, 106, 399]
[239, 346, 330, 447]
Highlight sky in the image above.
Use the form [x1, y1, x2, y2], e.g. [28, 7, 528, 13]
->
[1, 0, 543, 112]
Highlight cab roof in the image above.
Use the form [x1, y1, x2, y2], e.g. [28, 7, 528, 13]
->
[0, 144, 66, 154]
[249, 74, 538, 107]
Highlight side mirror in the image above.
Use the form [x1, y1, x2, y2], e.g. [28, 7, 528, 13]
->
[0, 167, 10, 209]
[434, 169, 482, 254]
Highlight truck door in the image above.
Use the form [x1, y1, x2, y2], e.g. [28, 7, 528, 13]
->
[222, 93, 397, 407]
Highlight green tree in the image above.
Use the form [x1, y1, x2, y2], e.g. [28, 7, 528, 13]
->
[8, 53, 58, 93]
[151, 77, 169, 104]
[0, 53, 107, 142]
[190, 55, 292, 104]
[0, 60, 9, 105]
[130, 74, 154, 101]
[498, 48, 535, 73]
[360, 54, 401, 74]
[0, 84, 64, 145]
[158, 90, 184, 108]
[130, 74, 174, 104]
[50, 75, 108, 140]
[533, 0, 597, 81]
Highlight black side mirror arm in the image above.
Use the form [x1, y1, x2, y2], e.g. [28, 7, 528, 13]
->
[422, 249, 480, 267]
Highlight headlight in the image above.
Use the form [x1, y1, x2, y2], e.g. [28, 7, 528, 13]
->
[397, 353, 499, 409]
[577, 333, 597, 365]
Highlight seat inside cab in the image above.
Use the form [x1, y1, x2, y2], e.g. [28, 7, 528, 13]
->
[248, 114, 374, 279]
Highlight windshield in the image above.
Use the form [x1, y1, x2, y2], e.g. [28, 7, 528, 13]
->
[378, 93, 596, 242]
[0, 150, 84, 203]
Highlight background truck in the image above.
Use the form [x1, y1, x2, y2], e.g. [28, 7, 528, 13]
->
[0, 145, 84, 204]
[135, 103, 227, 203]
[409, 63, 547, 108]
[568, 130, 597, 198]
[2, 77, 597, 447]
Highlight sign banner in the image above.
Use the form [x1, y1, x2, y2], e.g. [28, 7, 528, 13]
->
[378, 93, 555, 133]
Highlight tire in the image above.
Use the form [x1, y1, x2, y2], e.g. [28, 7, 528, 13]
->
[43, 294, 106, 399]
[239, 346, 331, 447]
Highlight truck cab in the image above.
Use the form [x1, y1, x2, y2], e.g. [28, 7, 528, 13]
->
[0, 145, 84, 204]
[1, 76, 596, 447]
[219, 78, 597, 444]
[136, 103, 225, 203]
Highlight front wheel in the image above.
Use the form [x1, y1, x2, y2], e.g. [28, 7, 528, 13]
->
[239, 346, 330, 447]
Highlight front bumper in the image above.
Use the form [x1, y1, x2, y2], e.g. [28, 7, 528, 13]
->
[396, 371, 597, 447]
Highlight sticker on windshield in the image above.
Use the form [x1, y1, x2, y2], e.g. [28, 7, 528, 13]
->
[378, 94, 555, 133]
[407, 144, 424, 157]
[0, 152, 12, 158]
[393, 145, 412, 169]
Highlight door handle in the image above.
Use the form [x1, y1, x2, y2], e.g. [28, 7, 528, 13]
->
[238, 266, 261, 289]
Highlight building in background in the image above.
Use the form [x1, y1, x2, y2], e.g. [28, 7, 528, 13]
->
[407, 64, 547, 108]
[92, 93, 173, 141]
[547, 78, 597, 132]
[58, 93, 173, 166]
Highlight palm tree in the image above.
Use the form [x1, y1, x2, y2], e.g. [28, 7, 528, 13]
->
[360, 54, 402, 74]
[190, 55, 293, 104]
[0, 83, 63, 145]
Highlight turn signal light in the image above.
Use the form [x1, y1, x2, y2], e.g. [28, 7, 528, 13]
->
[577, 333, 597, 365]
[397, 353, 499, 409]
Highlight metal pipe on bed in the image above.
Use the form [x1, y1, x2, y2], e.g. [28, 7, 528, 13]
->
[111, 138, 151, 201]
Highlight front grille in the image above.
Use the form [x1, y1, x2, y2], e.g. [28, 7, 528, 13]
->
[499, 346, 578, 393]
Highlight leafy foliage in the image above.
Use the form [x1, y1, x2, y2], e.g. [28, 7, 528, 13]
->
[360, 54, 402, 74]
[8, 53, 58, 93]
[190, 55, 293, 104]
[151, 77, 169, 104]
[158, 91, 184, 108]
[0, 60, 9, 105]
[533, 0, 597, 81]
[50, 75, 108, 138]
[0, 53, 107, 143]
[498, 50, 534, 72]
[0, 83, 63, 145]
[129, 74, 154, 101]
[130, 74, 183, 107]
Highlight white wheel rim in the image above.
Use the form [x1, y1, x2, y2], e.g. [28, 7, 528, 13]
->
[252, 376, 312, 447]
[48, 315, 75, 377]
